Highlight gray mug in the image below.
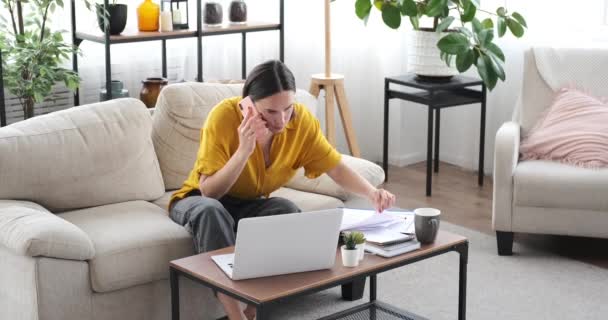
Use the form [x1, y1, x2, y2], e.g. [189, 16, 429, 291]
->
[414, 208, 441, 244]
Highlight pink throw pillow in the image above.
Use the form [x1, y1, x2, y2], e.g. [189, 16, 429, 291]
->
[519, 88, 608, 169]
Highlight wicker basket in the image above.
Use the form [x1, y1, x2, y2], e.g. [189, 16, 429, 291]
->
[407, 30, 459, 77]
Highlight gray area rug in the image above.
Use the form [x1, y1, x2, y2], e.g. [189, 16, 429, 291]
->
[265, 221, 608, 320]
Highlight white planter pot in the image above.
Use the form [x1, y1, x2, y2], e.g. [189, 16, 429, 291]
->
[407, 30, 459, 78]
[356, 243, 365, 261]
[341, 245, 360, 267]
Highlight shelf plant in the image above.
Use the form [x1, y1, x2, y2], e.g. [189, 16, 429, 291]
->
[0, 0, 96, 119]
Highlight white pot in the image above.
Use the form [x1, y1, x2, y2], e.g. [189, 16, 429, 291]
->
[407, 30, 459, 78]
[341, 245, 360, 267]
[356, 242, 365, 261]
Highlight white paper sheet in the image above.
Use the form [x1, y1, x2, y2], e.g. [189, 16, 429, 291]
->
[340, 208, 415, 244]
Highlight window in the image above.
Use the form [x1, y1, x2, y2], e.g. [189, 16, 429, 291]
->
[605, 0, 608, 25]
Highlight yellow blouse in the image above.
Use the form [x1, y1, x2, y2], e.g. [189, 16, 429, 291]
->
[170, 96, 341, 206]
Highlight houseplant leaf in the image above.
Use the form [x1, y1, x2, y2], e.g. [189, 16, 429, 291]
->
[437, 33, 470, 55]
[456, 49, 474, 72]
[456, 26, 473, 38]
[497, 16, 507, 37]
[436, 16, 454, 33]
[476, 53, 498, 90]
[486, 42, 505, 61]
[496, 7, 506, 16]
[477, 29, 493, 47]
[481, 18, 493, 29]
[425, 0, 446, 17]
[355, 0, 373, 20]
[381, 3, 401, 29]
[487, 50, 506, 81]
[409, 15, 420, 30]
[471, 17, 482, 33]
[461, 1, 476, 22]
[400, 0, 417, 17]
[507, 18, 524, 37]
[511, 11, 527, 28]
[374, 0, 384, 10]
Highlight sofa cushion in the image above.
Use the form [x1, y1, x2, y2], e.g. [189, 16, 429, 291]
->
[59, 201, 192, 293]
[150, 190, 175, 211]
[513, 160, 608, 211]
[152, 82, 318, 190]
[0, 200, 95, 260]
[285, 155, 385, 201]
[0, 98, 165, 212]
[270, 188, 344, 211]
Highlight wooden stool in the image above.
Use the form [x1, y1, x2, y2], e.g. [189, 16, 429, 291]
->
[309, 73, 361, 157]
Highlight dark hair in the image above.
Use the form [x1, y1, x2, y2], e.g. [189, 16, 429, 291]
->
[242, 60, 296, 102]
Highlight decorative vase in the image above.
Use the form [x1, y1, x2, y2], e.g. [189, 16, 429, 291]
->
[407, 29, 459, 80]
[229, 0, 247, 24]
[96, 4, 128, 35]
[100, 80, 130, 101]
[204, 2, 223, 26]
[341, 245, 360, 267]
[137, 0, 160, 31]
[140, 77, 168, 108]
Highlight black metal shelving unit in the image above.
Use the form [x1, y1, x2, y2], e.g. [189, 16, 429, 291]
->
[70, 0, 284, 105]
[0, 50, 5, 127]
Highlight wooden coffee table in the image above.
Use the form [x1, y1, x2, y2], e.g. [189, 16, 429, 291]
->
[169, 230, 468, 320]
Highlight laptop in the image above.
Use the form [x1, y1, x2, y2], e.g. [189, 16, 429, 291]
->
[211, 208, 344, 280]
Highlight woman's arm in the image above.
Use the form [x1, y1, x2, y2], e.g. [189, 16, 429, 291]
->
[198, 149, 250, 199]
[199, 106, 266, 199]
[326, 160, 396, 212]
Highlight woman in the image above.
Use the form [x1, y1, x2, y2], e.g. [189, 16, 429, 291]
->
[169, 60, 395, 320]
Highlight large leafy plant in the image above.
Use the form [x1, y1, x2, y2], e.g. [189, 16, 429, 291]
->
[354, 0, 527, 90]
[0, 0, 94, 119]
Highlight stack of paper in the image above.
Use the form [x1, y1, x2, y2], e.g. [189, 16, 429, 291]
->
[340, 208, 417, 256]
[365, 240, 421, 258]
[340, 208, 406, 231]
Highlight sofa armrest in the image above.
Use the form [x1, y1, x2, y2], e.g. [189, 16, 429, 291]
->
[0, 200, 95, 260]
[492, 121, 521, 232]
[285, 155, 385, 201]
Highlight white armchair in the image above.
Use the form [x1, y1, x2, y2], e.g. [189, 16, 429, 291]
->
[492, 47, 608, 255]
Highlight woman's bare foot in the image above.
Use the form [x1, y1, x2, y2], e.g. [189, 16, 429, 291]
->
[217, 292, 247, 320]
[243, 304, 256, 320]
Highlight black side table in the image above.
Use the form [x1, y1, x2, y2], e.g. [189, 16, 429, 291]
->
[383, 74, 486, 196]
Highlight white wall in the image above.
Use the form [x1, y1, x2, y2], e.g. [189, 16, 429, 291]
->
[53, 0, 608, 173]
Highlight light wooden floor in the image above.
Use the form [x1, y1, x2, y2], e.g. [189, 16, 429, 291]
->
[382, 162, 608, 269]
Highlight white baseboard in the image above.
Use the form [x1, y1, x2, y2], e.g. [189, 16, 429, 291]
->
[388, 151, 484, 173]
[388, 152, 426, 167]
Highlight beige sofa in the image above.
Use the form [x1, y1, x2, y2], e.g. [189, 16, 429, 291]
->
[0, 82, 384, 320]
[492, 48, 608, 255]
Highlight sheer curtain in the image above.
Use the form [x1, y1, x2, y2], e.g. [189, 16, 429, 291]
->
[49, 0, 608, 168]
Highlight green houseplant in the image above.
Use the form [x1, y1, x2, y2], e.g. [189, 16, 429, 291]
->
[341, 231, 365, 267]
[353, 0, 527, 90]
[0, 0, 94, 119]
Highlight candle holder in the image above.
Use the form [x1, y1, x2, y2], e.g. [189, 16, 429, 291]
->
[161, 0, 189, 30]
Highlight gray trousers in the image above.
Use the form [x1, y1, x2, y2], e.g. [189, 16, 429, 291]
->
[169, 194, 301, 254]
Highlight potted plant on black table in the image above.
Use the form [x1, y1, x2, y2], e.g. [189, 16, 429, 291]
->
[353, 0, 527, 90]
